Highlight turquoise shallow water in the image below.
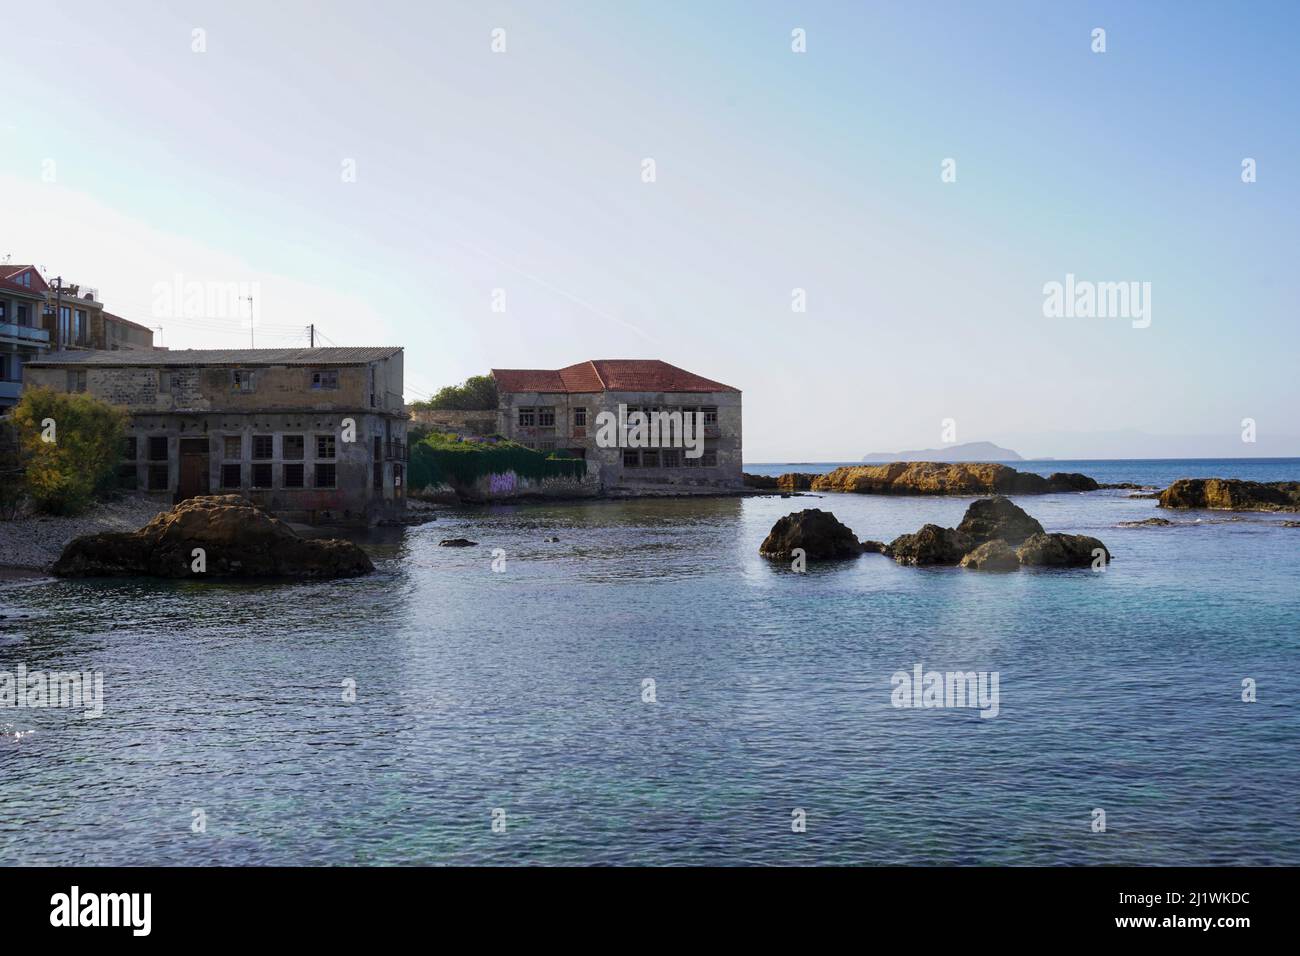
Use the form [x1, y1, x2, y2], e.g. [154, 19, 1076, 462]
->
[1, 459, 1297, 865]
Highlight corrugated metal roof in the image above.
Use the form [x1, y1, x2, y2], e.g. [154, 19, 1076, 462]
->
[26, 347, 403, 367]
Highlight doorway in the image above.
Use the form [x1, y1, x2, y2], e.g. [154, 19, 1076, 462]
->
[177, 437, 210, 501]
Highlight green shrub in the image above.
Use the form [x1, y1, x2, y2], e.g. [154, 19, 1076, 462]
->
[10, 387, 127, 515]
[408, 431, 586, 490]
[412, 374, 498, 411]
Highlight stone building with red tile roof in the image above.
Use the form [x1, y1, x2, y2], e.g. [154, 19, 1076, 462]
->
[490, 360, 743, 494]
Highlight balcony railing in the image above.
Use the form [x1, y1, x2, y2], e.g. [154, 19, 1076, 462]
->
[0, 322, 50, 344]
[0, 381, 22, 401]
[384, 441, 408, 461]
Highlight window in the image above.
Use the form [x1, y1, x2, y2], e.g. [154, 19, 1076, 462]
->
[573, 407, 587, 428]
[393, 464, 403, 490]
[702, 407, 718, 427]
[221, 464, 242, 489]
[373, 461, 383, 491]
[66, 370, 86, 393]
[16, 304, 28, 325]
[223, 435, 242, 460]
[118, 437, 139, 489]
[0, 301, 5, 320]
[702, 450, 718, 467]
[316, 434, 335, 459]
[642, 449, 660, 468]
[314, 463, 337, 488]
[518, 407, 535, 427]
[148, 436, 168, 461]
[251, 463, 273, 488]
[537, 407, 555, 427]
[284, 463, 305, 488]
[117, 463, 138, 490]
[75, 309, 87, 343]
[148, 465, 169, 490]
[311, 369, 339, 389]
[252, 435, 274, 460]
[231, 370, 255, 392]
[283, 435, 304, 460]
[158, 371, 171, 393]
[661, 449, 681, 468]
[623, 449, 639, 468]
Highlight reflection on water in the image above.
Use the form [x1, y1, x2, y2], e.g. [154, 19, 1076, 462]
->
[1, 479, 1298, 865]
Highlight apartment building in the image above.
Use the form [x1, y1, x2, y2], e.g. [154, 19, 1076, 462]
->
[23, 347, 408, 525]
[0, 275, 50, 411]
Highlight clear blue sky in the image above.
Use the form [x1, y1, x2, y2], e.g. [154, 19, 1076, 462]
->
[2, 1, 1296, 459]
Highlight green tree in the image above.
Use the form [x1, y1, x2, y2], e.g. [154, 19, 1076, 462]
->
[414, 374, 498, 411]
[10, 387, 128, 515]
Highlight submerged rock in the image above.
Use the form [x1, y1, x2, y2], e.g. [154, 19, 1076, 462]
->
[809, 461, 1099, 496]
[51, 495, 373, 579]
[958, 540, 1021, 571]
[759, 509, 863, 560]
[1015, 533, 1110, 567]
[887, 524, 974, 565]
[955, 495, 1044, 545]
[1118, 517, 1174, 527]
[1158, 478, 1300, 512]
[860, 539, 889, 554]
[438, 538, 478, 547]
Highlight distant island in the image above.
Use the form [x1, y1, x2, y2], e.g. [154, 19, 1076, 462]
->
[862, 441, 1023, 463]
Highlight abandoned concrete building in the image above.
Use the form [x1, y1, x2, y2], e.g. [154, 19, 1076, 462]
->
[23, 347, 408, 525]
[490, 359, 743, 494]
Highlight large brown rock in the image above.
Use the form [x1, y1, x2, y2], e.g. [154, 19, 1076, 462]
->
[1158, 478, 1300, 512]
[809, 462, 1098, 496]
[887, 524, 974, 565]
[51, 495, 374, 579]
[1015, 533, 1111, 567]
[742, 473, 779, 490]
[959, 540, 1021, 571]
[759, 509, 863, 560]
[956, 496, 1045, 544]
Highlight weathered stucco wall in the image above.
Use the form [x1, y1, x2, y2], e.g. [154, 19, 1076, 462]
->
[496, 389, 743, 494]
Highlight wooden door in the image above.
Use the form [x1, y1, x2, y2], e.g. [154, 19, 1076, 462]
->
[177, 438, 210, 501]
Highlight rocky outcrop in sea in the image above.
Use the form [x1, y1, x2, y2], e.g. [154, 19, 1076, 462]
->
[759, 496, 1110, 571]
[51, 495, 374, 579]
[758, 509, 864, 560]
[1158, 478, 1300, 512]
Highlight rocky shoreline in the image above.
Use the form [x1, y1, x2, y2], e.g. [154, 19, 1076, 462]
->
[747, 462, 1098, 495]
[0, 495, 167, 572]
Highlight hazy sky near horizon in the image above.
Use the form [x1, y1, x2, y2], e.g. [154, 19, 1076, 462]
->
[2, 0, 1297, 460]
